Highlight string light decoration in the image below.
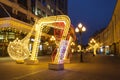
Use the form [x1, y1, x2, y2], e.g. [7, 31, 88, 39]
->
[88, 38, 102, 56]
[7, 38, 30, 60]
[7, 15, 71, 65]
[7, 27, 34, 61]
[29, 15, 71, 64]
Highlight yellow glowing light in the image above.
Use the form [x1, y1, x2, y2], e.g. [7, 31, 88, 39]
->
[7, 15, 71, 64]
[77, 45, 81, 52]
[71, 42, 75, 46]
[75, 27, 79, 32]
[82, 27, 86, 32]
[78, 23, 82, 28]
[7, 27, 34, 61]
[88, 39, 102, 56]
[50, 36, 56, 41]
[7, 38, 30, 60]
[44, 41, 49, 45]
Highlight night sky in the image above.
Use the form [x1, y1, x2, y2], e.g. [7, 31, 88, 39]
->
[68, 0, 117, 45]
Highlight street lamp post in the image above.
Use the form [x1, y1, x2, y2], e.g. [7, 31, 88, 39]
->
[75, 23, 86, 62]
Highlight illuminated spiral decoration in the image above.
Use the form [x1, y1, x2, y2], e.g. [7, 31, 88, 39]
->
[7, 38, 30, 60]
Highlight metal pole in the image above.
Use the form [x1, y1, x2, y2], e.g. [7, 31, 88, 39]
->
[79, 32, 83, 62]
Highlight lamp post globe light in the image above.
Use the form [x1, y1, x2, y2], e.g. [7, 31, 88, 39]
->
[75, 23, 86, 62]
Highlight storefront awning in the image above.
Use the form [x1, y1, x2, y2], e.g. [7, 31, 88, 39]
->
[0, 17, 51, 37]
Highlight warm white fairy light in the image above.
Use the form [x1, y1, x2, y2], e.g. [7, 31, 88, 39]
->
[7, 15, 71, 64]
[7, 38, 30, 60]
[7, 27, 34, 61]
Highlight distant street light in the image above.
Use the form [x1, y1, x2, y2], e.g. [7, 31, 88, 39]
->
[75, 23, 86, 62]
[50, 36, 56, 41]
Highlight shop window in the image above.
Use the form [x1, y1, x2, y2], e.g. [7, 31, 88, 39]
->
[0, 35, 4, 39]
[8, 32, 15, 40]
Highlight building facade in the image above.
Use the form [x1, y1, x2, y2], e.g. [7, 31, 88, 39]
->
[90, 0, 120, 55]
[0, 0, 68, 56]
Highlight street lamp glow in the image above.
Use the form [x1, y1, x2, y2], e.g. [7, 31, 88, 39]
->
[71, 42, 75, 46]
[78, 23, 82, 28]
[75, 23, 86, 33]
[75, 27, 79, 32]
[90, 38, 96, 43]
[50, 36, 56, 41]
[75, 22, 86, 62]
[82, 26, 86, 32]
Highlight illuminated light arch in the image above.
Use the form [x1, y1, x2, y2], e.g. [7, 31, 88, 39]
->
[37, 15, 71, 64]
[7, 15, 71, 64]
